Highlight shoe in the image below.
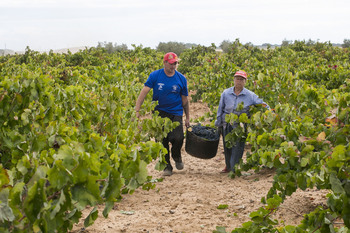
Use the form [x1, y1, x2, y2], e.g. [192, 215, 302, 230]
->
[175, 161, 184, 170]
[163, 168, 173, 176]
[220, 167, 229, 173]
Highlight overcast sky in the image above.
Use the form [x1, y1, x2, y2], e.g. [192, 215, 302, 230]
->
[1, 0, 349, 52]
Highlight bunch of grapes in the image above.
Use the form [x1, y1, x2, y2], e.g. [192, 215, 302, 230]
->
[190, 124, 219, 141]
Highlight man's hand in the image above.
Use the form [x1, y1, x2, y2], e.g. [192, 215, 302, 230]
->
[185, 118, 190, 128]
[217, 126, 223, 135]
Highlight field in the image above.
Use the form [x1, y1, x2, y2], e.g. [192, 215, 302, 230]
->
[0, 41, 349, 232]
[71, 99, 329, 233]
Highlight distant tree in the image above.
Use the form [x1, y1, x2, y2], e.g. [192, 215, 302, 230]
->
[244, 42, 254, 48]
[184, 43, 198, 49]
[281, 39, 291, 47]
[219, 40, 233, 53]
[342, 39, 350, 48]
[115, 44, 128, 52]
[306, 39, 316, 46]
[291, 40, 309, 52]
[219, 38, 246, 54]
[156, 42, 188, 55]
[97, 42, 128, 53]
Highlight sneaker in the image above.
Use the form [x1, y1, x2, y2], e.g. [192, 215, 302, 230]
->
[163, 168, 173, 176]
[175, 161, 184, 170]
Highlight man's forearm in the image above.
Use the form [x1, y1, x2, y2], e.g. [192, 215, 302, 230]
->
[135, 86, 151, 112]
[183, 101, 189, 119]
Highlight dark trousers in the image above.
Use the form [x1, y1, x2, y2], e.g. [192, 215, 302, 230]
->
[222, 124, 246, 172]
[157, 110, 184, 171]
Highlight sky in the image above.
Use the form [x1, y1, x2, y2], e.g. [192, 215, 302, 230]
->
[1, 0, 349, 52]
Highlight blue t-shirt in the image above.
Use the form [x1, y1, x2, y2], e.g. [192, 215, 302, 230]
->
[145, 69, 188, 116]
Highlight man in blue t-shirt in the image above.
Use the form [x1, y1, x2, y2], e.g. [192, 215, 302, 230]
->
[135, 52, 190, 176]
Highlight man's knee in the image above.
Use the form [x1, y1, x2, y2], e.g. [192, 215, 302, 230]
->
[169, 133, 184, 144]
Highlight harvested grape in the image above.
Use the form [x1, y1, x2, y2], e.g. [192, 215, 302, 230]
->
[190, 124, 219, 141]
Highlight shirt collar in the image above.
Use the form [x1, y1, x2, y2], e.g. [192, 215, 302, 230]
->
[231, 87, 247, 96]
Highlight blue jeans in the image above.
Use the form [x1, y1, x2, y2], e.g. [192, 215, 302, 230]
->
[223, 124, 246, 172]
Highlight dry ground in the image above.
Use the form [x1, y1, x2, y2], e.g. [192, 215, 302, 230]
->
[71, 100, 328, 233]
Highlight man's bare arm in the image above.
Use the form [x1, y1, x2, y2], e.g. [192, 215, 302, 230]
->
[135, 86, 151, 117]
[181, 95, 190, 127]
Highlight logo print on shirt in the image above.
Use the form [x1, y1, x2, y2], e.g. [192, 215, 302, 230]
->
[158, 83, 165, 90]
[172, 85, 178, 93]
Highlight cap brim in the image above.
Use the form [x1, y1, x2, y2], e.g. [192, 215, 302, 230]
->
[167, 59, 178, 64]
[234, 75, 247, 79]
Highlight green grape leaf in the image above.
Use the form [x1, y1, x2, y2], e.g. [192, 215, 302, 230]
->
[84, 207, 98, 227]
[32, 134, 47, 152]
[239, 113, 249, 123]
[300, 157, 309, 167]
[54, 145, 76, 170]
[0, 188, 15, 222]
[0, 166, 10, 187]
[9, 182, 25, 206]
[102, 201, 114, 218]
[329, 173, 345, 195]
[71, 180, 99, 210]
[48, 160, 73, 189]
[23, 179, 46, 223]
[104, 169, 123, 202]
[27, 165, 48, 188]
[135, 160, 148, 184]
[50, 191, 67, 219]
[217, 204, 228, 209]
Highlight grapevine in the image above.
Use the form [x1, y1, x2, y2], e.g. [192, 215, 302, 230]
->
[0, 41, 349, 232]
[0, 47, 176, 232]
[184, 40, 349, 232]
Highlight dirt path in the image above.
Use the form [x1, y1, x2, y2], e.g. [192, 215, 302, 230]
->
[71, 101, 328, 233]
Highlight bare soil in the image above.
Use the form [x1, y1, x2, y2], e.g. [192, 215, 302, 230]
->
[71, 100, 328, 233]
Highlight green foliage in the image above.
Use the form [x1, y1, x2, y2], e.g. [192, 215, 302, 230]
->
[0, 47, 176, 232]
[174, 42, 350, 232]
[281, 39, 291, 47]
[219, 39, 233, 53]
[224, 105, 250, 149]
[217, 204, 229, 210]
[1, 41, 350, 233]
[97, 41, 128, 53]
[342, 39, 350, 48]
[156, 41, 189, 56]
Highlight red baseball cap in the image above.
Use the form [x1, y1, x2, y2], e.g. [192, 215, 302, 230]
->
[234, 70, 247, 79]
[164, 52, 179, 64]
